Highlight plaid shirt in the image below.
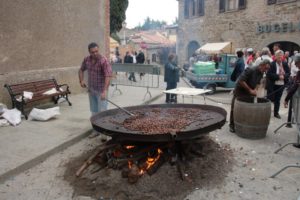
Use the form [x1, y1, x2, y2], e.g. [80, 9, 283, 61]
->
[80, 54, 112, 95]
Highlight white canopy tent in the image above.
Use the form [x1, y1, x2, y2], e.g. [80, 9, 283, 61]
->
[196, 42, 233, 54]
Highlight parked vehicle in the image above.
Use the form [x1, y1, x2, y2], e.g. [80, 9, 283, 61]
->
[185, 42, 237, 94]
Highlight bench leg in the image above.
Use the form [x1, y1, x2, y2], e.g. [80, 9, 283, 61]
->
[65, 94, 72, 106]
[52, 96, 58, 104]
[16, 103, 27, 120]
[21, 105, 28, 120]
[54, 94, 72, 106]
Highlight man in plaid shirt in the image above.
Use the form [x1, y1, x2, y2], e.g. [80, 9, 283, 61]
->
[79, 42, 112, 139]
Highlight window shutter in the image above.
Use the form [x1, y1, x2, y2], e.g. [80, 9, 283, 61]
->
[198, 0, 205, 16]
[267, 0, 276, 5]
[219, 0, 225, 13]
[238, 0, 246, 9]
[192, 0, 196, 16]
[184, 0, 190, 18]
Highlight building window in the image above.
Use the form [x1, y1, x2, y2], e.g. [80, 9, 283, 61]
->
[184, 0, 190, 18]
[185, 0, 205, 18]
[267, 0, 296, 5]
[192, 0, 196, 16]
[219, 0, 246, 13]
[228, 0, 237, 11]
[198, 0, 205, 16]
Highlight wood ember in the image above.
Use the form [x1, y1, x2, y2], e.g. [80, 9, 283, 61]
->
[65, 137, 234, 200]
[75, 140, 207, 183]
[122, 108, 214, 134]
[127, 164, 140, 184]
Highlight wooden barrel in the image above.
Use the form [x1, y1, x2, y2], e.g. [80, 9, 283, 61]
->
[234, 97, 271, 139]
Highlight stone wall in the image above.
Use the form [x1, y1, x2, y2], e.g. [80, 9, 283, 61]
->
[0, 0, 110, 105]
[177, 0, 300, 67]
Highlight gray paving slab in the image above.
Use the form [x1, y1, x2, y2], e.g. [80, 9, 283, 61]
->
[151, 83, 300, 200]
[0, 84, 300, 200]
[5, 74, 298, 200]
[0, 76, 190, 183]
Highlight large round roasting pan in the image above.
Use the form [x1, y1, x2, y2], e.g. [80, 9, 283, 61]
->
[91, 104, 227, 142]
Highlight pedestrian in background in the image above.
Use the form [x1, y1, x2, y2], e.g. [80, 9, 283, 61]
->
[230, 50, 245, 82]
[246, 48, 255, 68]
[285, 53, 300, 128]
[125, 51, 136, 82]
[284, 51, 291, 66]
[271, 43, 285, 62]
[255, 47, 273, 64]
[266, 50, 290, 119]
[136, 49, 145, 80]
[164, 53, 179, 103]
[284, 53, 300, 108]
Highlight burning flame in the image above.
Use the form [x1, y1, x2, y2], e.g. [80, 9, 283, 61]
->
[139, 148, 163, 175]
[125, 145, 135, 150]
[127, 148, 163, 175]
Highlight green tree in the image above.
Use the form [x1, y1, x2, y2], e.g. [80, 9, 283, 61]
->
[110, 32, 120, 43]
[110, 0, 129, 34]
[137, 17, 167, 30]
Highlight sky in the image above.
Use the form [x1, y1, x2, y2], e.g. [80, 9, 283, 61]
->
[125, 0, 178, 29]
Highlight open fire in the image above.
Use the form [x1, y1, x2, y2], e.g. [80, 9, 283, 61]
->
[76, 138, 213, 184]
[128, 147, 163, 174]
[66, 135, 234, 200]
[76, 104, 227, 184]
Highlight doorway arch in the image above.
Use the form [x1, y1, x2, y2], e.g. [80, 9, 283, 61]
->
[187, 41, 200, 59]
[268, 41, 300, 55]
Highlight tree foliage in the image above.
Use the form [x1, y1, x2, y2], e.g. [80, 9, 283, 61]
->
[110, 0, 128, 34]
[110, 32, 121, 43]
[135, 17, 167, 31]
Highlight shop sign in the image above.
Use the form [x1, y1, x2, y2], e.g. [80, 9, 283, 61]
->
[256, 22, 300, 34]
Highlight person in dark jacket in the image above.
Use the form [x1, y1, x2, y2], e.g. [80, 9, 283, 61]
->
[136, 50, 145, 64]
[229, 59, 271, 133]
[124, 51, 133, 64]
[266, 50, 290, 119]
[136, 50, 145, 80]
[236, 50, 245, 76]
[231, 50, 245, 82]
[284, 53, 300, 109]
[164, 53, 179, 103]
[124, 51, 136, 82]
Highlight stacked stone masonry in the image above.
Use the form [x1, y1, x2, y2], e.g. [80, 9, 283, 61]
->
[177, 0, 300, 66]
[0, 0, 110, 105]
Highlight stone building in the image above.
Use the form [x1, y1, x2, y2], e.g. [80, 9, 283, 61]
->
[0, 0, 110, 105]
[164, 25, 178, 44]
[118, 31, 175, 64]
[177, 0, 300, 66]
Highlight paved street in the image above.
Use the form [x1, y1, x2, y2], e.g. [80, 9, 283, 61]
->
[0, 77, 300, 200]
[2, 0, 300, 199]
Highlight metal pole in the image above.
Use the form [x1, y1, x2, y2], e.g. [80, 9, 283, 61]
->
[123, 30, 126, 45]
[106, 99, 135, 116]
[270, 165, 300, 178]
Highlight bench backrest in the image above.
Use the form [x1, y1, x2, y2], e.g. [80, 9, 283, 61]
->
[5, 79, 59, 96]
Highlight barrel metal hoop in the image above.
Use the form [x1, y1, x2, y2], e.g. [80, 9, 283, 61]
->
[235, 122, 268, 129]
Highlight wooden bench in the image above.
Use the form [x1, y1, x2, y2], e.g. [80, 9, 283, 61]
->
[4, 79, 72, 119]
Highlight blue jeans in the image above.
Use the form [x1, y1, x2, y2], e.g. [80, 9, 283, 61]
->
[166, 82, 177, 103]
[128, 72, 136, 81]
[273, 85, 284, 115]
[89, 92, 108, 116]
